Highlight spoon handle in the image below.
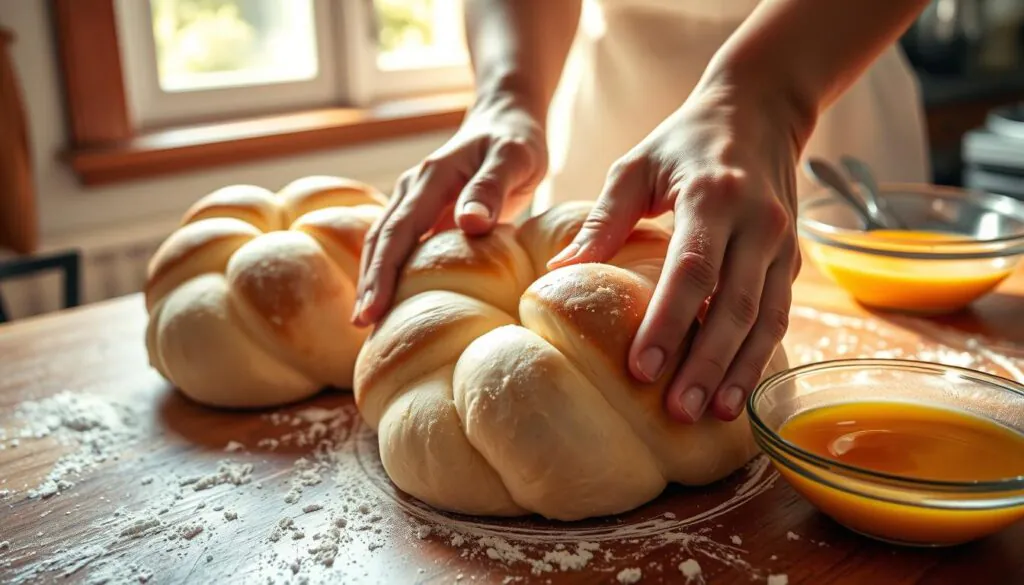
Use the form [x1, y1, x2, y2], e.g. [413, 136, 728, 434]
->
[839, 156, 904, 229]
[803, 158, 881, 230]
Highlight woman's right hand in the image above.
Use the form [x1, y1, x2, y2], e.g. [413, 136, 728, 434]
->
[351, 91, 549, 327]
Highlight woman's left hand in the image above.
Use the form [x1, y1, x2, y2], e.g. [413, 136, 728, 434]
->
[547, 78, 808, 424]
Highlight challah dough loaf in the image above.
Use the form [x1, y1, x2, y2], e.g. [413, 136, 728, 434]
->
[354, 202, 789, 521]
[145, 176, 386, 408]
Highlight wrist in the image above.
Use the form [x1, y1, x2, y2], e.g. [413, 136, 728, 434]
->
[473, 69, 549, 124]
[696, 55, 820, 157]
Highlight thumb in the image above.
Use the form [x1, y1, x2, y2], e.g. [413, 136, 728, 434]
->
[456, 139, 535, 235]
[548, 158, 648, 269]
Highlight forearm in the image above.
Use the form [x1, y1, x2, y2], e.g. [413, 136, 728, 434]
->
[701, 0, 930, 148]
[464, 0, 582, 121]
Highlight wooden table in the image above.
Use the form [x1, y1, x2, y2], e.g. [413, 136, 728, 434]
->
[1, 265, 1023, 585]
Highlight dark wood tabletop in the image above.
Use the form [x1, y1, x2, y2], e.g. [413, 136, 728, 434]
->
[1, 263, 1023, 585]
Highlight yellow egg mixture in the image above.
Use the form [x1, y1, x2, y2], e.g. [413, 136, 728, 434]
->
[775, 400, 1024, 545]
[807, 230, 1015, 313]
[780, 400, 1024, 482]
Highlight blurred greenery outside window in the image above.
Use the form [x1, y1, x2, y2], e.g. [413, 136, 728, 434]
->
[150, 0, 467, 92]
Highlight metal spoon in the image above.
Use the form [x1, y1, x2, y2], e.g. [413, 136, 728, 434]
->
[840, 155, 904, 229]
[803, 158, 884, 230]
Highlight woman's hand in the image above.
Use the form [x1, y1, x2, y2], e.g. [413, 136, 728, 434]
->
[352, 91, 548, 326]
[548, 79, 806, 424]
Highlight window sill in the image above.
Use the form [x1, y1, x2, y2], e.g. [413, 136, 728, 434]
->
[66, 91, 473, 187]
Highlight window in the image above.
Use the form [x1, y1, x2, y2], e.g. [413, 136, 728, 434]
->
[53, 0, 473, 186]
[114, 0, 472, 129]
[370, 0, 472, 101]
[151, 0, 321, 92]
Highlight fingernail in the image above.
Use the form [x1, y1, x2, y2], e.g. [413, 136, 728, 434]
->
[679, 387, 706, 421]
[720, 386, 745, 416]
[636, 347, 665, 381]
[547, 243, 580, 267]
[461, 201, 492, 220]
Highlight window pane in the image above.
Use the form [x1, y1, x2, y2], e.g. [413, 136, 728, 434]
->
[150, 0, 319, 92]
[374, 0, 468, 71]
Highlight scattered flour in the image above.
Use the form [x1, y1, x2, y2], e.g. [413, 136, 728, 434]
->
[256, 438, 280, 450]
[730, 535, 742, 546]
[7, 391, 146, 499]
[179, 460, 253, 491]
[2, 381, 873, 583]
[542, 541, 599, 571]
[177, 523, 204, 541]
[786, 532, 800, 541]
[678, 558, 701, 580]
[616, 567, 642, 584]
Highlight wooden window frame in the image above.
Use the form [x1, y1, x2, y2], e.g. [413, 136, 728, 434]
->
[52, 0, 470, 187]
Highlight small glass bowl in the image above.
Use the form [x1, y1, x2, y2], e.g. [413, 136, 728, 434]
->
[797, 183, 1024, 314]
[748, 358, 1024, 547]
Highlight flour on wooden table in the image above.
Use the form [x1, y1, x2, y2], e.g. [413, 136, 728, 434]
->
[678, 558, 702, 580]
[3, 391, 146, 499]
[787, 307, 1024, 382]
[616, 567, 642, 584]
[178, 460, 254, 491]
[9, 306, 1003, 585]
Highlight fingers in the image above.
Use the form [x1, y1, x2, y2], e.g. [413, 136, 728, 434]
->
[663, 195, 792, 423]
[455, 139, 536, 235]
[628, 194, 728, 388]
[352, 163, 457, 326]
[708, 258, 792, 421]
[427, 201, 458, 237]
[358, 173, 410, 289]
[662, 232, 772, 423]
[547, 158, 649, 268]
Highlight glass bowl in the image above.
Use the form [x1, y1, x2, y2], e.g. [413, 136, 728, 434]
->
[797, 183, 1024, 314]
[748, 358, 1024, 547]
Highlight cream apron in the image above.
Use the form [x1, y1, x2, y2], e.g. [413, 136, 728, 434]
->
[533, 0, 931, 220]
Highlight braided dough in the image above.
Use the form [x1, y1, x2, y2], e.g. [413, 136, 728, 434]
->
[354, 201, 789, 521]
[145, 176, 386, 408]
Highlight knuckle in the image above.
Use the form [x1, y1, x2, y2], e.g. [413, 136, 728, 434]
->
[608, 156, 644, 183]
[378, 216, 410, 241]
[672, 252, 719, 295]
[725, 289, 759, 329]
[760, 199, 791, 238]
[493, 137, 531, 162]
[685, 169, 746, 209]
[714, 169, 747, 203]
[418, 156, 444, 176]
[582, 201, 617, 230]
[734, 356, 769, 385]
[693, 353, 730, 381]
[468, 174, 506, 201]
[578, 214, 616, 242]
[790, 250, 803, 280]
[761, 307, 791, 342]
